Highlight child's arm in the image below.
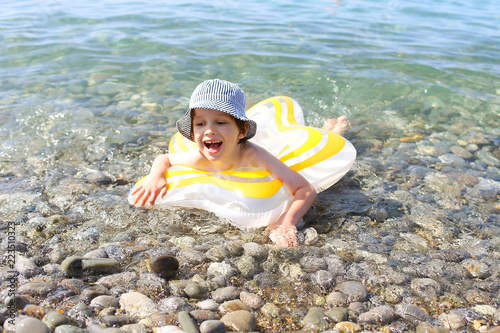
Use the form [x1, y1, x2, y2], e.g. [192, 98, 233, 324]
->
[131, 154, 171, 207]
[248, 144, 317, 246]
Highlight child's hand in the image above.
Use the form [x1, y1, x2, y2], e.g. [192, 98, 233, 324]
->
[131, 176, 167, 207]
[268, 224, 298, 248]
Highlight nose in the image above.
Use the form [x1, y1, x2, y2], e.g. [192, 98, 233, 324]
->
[205, 125, 217, 136]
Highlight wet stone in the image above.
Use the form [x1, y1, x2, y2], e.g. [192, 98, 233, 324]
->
[416, 322, 449, 333]
[311, 269, 335, 289]
[326, 291, 348, 307]
[211, 286, 240, 303]
[101, 315, 137, 327]
[220, 310, 255, 332]
[189, 310, 220, 323]
[334, 321, 362, 333]
[451, 145, 473, 159]
[235, 255, 258, 278]
[120, 323, 149, 333]
[358, 305, 398, 325]
[42, 311, 71, 331]
[239, 291, 264, 310]
[199, 320, 226, 333]
[54, 325, 87, 333]
[16, 317, 50, 333]
[158, 297, 193, 313]
[326, 307, 349, 323]
[337, 281, 369, 302]
[196, 299, 219, 311]
[81, 285, 110, 303]
[18, 281, 57, 297]
[242, 242, 267, 260]
[97, 272, 137, 288]
[149, 255, 179, 279]
[462, 259, 491, 279]
[302, 307, 328, 332]
[207, 262, 236, 278]
[396, 303, 435, 327]
[61, 256, 121, 277]
[260, 303, 280, 318]
[90, 295, 120, 309]
[119, 292, 157, 318]
[219, 300, 250, 314]
[184, 283, 206, 299]
[177, 311, 198, 333]
[15, 257, 40, 278]
[67, 302, 94, 325]
[300, 256, 327, 273]
[438, 312, 466, 331]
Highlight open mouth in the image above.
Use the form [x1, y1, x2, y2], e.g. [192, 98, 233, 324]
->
[204, 140, 222, 154]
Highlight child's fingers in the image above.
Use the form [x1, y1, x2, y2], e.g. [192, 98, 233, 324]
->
[131, 185, 143, 196]
[160, 186, 167, 198]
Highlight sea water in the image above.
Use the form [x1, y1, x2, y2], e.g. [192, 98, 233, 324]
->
[1, 0, 499, 330]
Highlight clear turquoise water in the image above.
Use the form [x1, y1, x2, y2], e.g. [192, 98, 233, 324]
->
[1, 0, 499, 176]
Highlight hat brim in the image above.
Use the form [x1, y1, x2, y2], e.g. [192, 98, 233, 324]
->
[176, 105, 256, 142]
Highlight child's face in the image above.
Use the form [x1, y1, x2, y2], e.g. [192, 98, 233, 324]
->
[192, 108, 247, 162]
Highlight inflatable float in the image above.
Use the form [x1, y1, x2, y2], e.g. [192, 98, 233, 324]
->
[128, 96, 356, 228]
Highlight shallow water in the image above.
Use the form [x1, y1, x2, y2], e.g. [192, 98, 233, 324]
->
[1, 0, 499, 331]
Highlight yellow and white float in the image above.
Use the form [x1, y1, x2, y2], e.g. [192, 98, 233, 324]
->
[128, 96, 356, 228]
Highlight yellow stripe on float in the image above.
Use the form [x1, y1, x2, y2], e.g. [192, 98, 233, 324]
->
[167, 174, 283, 198]
[266, 96, 345, 172]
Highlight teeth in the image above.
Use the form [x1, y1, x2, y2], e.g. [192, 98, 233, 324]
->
[206, 141, 222, 144]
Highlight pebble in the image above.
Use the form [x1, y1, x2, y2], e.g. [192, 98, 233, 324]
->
[211, 286, 240, 303]
[260, 303, 280, 318]
[15, 257, 40, 278]
[242, 242, 267, 259]
[326, 307, 348, 323]
[358, 305, 398, 325]
[326, 291, 348, 307]
[239, 291, 264, 310]
[438, 312, 466, 330]
[119, 292, 158, 318]
[185, 283, 207, 299]
[42, 311, 71, 331]
[199, 320, 226, 333]
[90, 295, 120, 309]
[311, 269, 335, 289]
[158, 297, 193, 312]
[177, 311, 199, 333]
[16, 317, 50, 333]
[196, 299, 219, 311]
[207, 263, 236, 278]
[218, 300, 250, 314]
[336, 281, 369, 302]
[97, 271, 137, 288]
[334, 321, 362, 333]
[54, 325, 88, 333]
[220, 310, 256, 332]
[302, 307, 328, 332]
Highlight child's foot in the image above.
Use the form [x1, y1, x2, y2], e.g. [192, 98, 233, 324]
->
[268, 224, 298, 248]
[322, 115, 350, 135]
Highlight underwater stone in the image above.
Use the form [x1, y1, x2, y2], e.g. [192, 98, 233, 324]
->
[302, 307, 328, 332]
[242, 242, 267, 260]
[326, 307, 349, 323]
[207, 262, 236, 278]
[239, 291, 264, 310]
[337, 281, 369, 302]
[358, 305, 398, 325]
[220, 310, 255, 332]
[235, 255, 258, 278]
[311, 270, 335, 289]
[211, 286, 240, 303]
[218, 300, 250, 314]
[326, 291, 348, 307]
[438, 312, 466, 331]
[97, 272, 137, 288]
[15, 257, 40, 278]
[90, 295, 120, 309]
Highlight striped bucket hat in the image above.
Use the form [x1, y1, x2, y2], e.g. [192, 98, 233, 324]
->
[176, 79, 257, 141]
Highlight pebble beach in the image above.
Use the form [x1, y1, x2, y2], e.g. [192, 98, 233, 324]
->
[1, 0, 499, 332]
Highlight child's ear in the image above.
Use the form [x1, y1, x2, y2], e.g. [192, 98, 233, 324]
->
[238, 123, 250, 139]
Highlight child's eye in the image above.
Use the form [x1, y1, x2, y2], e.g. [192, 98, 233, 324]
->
[194, 122, 205, 126]
[217, 121, 227, 125]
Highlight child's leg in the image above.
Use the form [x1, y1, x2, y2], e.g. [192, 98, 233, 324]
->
[322, 115, 350, 135]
